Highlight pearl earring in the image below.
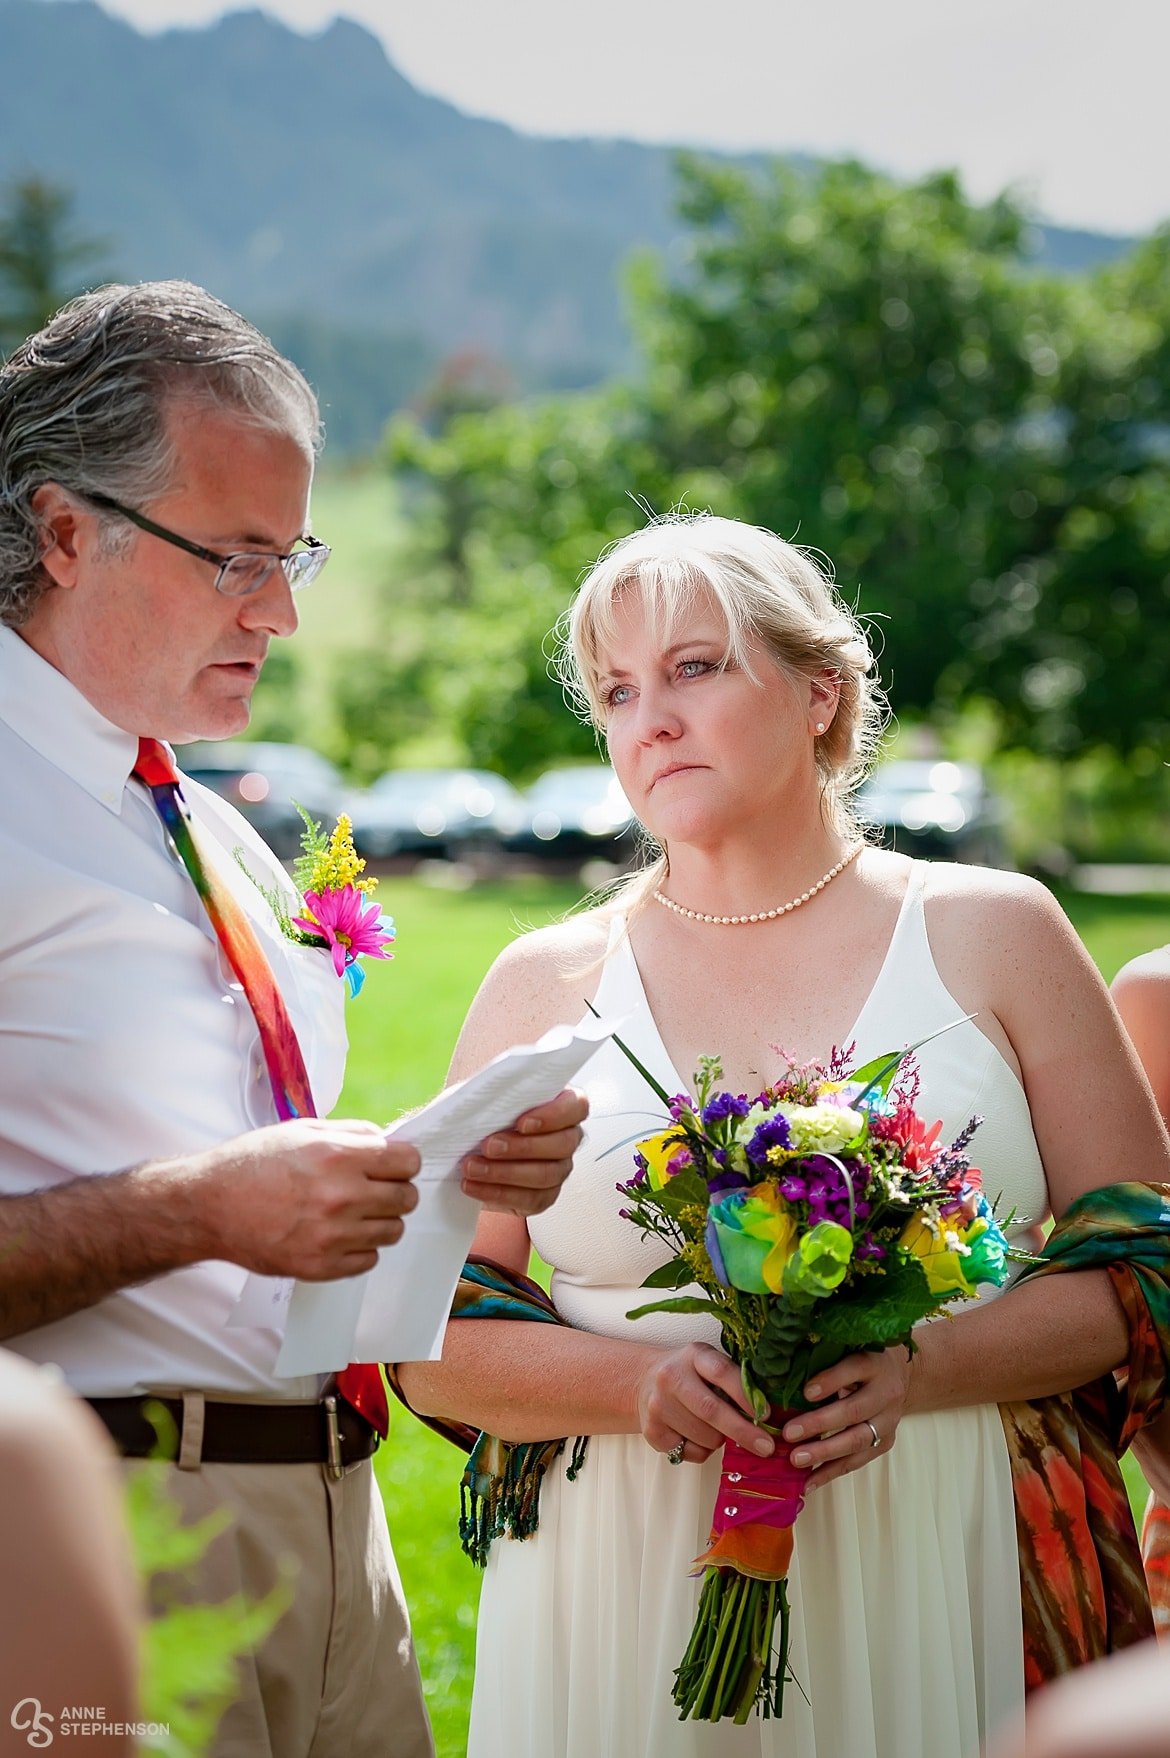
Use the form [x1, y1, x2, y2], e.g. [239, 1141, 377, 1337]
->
[814, 722, 826, 734]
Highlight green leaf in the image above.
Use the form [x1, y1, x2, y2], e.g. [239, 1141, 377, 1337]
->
[741, 1362, 770, 1421]
[748, 1292, 816, 1384]
[640, 1258, 694, 1289]
[851, 1018, 976, 1105]
[811, 1257, 937, 1347]
[650, 1164, 709, 1216]
[626, 1295, 722, 1320]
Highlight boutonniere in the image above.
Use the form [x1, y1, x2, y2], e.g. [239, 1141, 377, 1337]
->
[240, 808, 394, 997]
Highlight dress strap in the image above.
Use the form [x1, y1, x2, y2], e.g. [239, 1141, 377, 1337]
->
[589, 912, 633, 1017]
[887, 860, 938, 981]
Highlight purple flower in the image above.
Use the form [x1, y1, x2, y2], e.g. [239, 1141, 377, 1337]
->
[745, 1114, 792, 1166]
[702, 1092, 751, 1125]
[707, 1168, 749, 1197]
[856, 1235, 887, 1261]
[778, 1173, 808, 1202]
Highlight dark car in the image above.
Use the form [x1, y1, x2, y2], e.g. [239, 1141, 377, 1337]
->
[854, 760, 1008, 865]
[505, 764, 639, 865]
[348, 768, 527, 860]
[173, 741, 349, 858]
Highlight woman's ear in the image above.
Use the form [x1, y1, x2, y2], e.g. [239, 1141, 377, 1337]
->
[29, 483, 86, 592]
[808, 670, 841, 735]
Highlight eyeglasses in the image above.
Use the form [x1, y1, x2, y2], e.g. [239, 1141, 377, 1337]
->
[82, 491, 331, 598]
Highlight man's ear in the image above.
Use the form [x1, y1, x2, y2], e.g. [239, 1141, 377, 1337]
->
[29, 483, 86, 592]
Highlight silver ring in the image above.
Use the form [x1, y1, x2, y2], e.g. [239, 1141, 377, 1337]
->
[865, 1419, 880, 1449]
[666, 1440, 685, 1465]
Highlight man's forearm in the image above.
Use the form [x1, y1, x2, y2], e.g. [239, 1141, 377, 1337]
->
[0, 1160, 212, 1340]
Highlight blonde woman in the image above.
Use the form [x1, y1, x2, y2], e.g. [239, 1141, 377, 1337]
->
[399, 515, 1170, 1758]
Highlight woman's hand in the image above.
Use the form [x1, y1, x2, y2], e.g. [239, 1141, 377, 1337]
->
[637, 1341, 776, 1465]
[781, 1346, 913, 1489]
[460, 1087, 587, 1215]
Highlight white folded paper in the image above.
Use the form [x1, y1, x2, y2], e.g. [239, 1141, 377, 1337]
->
[236, 1010, 620, 1376]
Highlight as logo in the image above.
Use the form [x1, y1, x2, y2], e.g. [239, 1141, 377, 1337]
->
[10, 1699, 54, 1747]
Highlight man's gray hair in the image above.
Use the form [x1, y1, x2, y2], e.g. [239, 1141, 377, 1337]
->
[0, 280, 322, 627]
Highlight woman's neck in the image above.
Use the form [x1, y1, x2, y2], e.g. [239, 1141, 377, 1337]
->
[659, 824, 857, 920]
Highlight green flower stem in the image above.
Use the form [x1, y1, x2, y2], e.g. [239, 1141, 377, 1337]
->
[673, 1567, 791, 1722]
[692, 1570, 741, 1716]
[672, 1569, 774, 1722]
[712, 1571, 752, 1715]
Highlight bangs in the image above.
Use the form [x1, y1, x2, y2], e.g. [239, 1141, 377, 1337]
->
[572, 547, 757, 723]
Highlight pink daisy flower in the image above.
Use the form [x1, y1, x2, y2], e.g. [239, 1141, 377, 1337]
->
[292, 886, 395, 978]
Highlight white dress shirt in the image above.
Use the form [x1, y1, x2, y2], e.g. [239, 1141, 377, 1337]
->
[0, 624, 348, 1396]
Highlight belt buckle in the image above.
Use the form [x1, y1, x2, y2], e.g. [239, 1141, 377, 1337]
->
[324, 1394, 344, 1480]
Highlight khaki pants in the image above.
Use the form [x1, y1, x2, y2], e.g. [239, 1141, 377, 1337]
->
[132, 1443, 434, 1758]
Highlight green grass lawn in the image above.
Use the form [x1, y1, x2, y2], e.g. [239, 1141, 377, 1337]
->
[347, 875, 1168, 1757]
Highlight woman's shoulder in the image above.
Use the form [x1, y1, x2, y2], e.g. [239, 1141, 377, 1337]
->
[485, 906, 616, 990]
[1112, 945, 1170, 996]
[909, 858, 1093, 994]
[915, 857, 1069, 931]
[449, 906, 617, 1075]
[1111, 946, 1170, 1046]
[859, 848, 1063, 941]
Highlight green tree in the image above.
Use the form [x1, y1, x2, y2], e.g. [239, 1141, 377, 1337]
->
[0, 176, 111, 352]
[387, 155, 1170, 766]
[387, 383, 672, 776]
[331, 645, 440, 783]
[954, 229, 1170, 754]
[631, 157, 1067, 714]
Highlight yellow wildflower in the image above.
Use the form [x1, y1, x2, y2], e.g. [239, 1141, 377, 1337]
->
[306, 814, 378, 897]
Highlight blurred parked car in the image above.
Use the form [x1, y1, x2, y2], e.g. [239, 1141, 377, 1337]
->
[174, 741, 348, 858]
[348, 768, 527, 860]
[854, 760, 1008, 865]
[505, 764, 638, 864]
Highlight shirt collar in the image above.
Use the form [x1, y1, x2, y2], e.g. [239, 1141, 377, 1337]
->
[0, 624, 146, 814]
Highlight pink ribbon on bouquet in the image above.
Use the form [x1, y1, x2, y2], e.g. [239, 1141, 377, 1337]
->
[694, 1415, 811, 1580]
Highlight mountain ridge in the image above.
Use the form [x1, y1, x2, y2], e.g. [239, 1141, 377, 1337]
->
[0, 0, 1138, 447]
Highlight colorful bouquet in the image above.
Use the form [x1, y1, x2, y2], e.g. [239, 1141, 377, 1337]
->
[241, 807, 394, 996]
[615, 1033, 1015, 1723]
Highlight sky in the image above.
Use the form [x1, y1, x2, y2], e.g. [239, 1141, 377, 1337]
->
[90, 0, 1167, 236]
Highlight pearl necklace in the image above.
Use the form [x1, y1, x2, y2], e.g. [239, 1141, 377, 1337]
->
[653, 842, 864, 925]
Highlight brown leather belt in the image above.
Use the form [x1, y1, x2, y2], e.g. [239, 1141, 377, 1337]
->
[86, 1392, 379, 1473]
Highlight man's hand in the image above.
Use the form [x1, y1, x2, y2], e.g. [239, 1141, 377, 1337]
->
[459, 1087, 586, 1216]
[188, 1119, 421, 1281]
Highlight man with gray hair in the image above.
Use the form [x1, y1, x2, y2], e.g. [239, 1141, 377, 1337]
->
[0, 282, 584, 1756]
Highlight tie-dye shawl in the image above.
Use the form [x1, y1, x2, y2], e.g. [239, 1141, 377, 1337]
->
[999, 1180, 1170, 1686]
[384, 1258, 588, 1565]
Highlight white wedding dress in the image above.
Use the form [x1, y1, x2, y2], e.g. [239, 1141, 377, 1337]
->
[468, 863, 1048, 1758]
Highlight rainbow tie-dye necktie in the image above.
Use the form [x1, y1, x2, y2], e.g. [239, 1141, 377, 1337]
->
[134, 738, 388, 1435]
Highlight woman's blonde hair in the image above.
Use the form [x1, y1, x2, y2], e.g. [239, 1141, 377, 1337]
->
[553, 512, 887, 910]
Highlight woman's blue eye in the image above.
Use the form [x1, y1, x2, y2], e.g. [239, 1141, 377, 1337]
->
[678, 658, 714, 678]
[606, 683, 632, 707]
